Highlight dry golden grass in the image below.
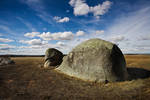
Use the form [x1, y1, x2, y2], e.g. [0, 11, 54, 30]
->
[125, 55, 150, 69]
[0, 55, 150, 100]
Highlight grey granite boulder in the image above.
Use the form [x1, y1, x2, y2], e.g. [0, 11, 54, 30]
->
[44, 48, 63, 68]
[0, 57, 15, 66]
[56, 38, 128, 82]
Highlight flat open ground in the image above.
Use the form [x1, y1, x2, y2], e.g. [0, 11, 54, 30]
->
[0, 55, 150, 100]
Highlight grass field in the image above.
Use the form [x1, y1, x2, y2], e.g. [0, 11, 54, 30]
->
[0, 55, 150, 100]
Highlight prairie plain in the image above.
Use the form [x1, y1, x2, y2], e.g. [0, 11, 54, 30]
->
[0, 55, 150, 100]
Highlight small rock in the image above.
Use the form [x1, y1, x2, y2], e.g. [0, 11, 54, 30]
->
[44, 48, 63, 68]
[0, 57, 15, 67]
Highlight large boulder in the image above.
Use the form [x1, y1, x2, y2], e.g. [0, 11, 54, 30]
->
[44, 48, 63, 68]
[0, 57, 15, 66]
[56, 38, 128, 82]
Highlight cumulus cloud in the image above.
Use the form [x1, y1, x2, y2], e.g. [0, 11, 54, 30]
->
[76, 30, 85, 36]
[24, 32, 40, 38]
[0, 44, 16, 51]
[90, 1, 112, 17]
[95, 30, 104, 34]
[71, 0, 90, 16]
[37, 32, 51, 40]
[38, 31, 74, 40]
[58, 17, 70, 23]
[69, 0, 112, 17]
[53, 16, 61, 20]
[0, 38, 14, 42]
[56, 41, 66, 46]
[54, 16, 70, 23]
[19, 39, 48, 45]
[110, 36, 125, 43]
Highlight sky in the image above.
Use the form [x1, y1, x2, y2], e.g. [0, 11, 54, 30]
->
[0, 0, 150, 55]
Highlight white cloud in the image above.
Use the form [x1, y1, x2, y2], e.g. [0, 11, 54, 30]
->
[38, 31, 74, 40]
[49, 31, 74, 40]
[69, 0, 112, 17]
[76, 30, 85, 36]
[95, 30, 104, 34]
[58, 17, 70, 23]
[56, 41, 66, 46]
[90, 1, 112, 17]
[106, 7, 150, 38]
[0, 38, 14, 42]
[110, 36, 125, 43]
[19, 39, 48, 45]
[37, 32, 52, 40]
[53, 16, 61, 20]
[139, 35, 150, 40]
[19, 43, 56, 49]
[0, 44, 16, 51]
[105, 6, 150, 53]
[54, 16, 70, 23]
[24, 32, 40, 38]
[16, 42, 67, 55]
[74, 1, 89, 16]
[69, 0, 90, 16]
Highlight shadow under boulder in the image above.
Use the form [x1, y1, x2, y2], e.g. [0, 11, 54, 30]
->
[127, 67, 150, 80]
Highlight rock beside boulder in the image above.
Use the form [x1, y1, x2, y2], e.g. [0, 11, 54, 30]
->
[56, 38, 128, 82]
[44, 48, 63, 68]
[0, 57, 15, 66]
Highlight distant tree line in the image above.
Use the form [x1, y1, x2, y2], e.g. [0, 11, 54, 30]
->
[0, 55, 45, 57]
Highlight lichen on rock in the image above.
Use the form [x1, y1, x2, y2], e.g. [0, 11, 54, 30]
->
[56, 38, 128, 82]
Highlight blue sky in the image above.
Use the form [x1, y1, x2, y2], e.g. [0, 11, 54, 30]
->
[0, 0, 150, 55]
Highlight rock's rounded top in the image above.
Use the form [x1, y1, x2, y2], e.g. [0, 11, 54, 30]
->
[73, 38, 113, 52]
[45, 48, 63, 59]
[56, 38, 128, 82]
